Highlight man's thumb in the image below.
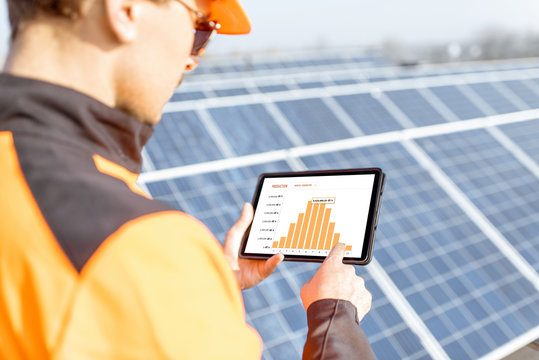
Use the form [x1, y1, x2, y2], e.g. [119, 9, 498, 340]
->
[237, 203, 254, 229]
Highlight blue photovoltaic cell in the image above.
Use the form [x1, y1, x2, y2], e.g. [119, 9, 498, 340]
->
[501, 80, 539, 108]
[416, 130, 539, 272]
[169, 91, 206, 102]
[257, 84, 289, 93]
[214, 88, 251, 97]
[332, 78, 360, 86]
[429, 85, 485, 120]
[500, 119, 539, 164]
[467, 82, 521, 114]
[300, 142, 539, 360]
[209, 105, 294, 156]
[334, 93, 404, 134]
[275, 98, 353, 144]
[296, 81, 325, 89]
[368, 76, 388, 82]
[385, 89, 448, 126]
[145, 111, 223, 169]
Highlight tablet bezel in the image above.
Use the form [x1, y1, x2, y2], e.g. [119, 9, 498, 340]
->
[239, 168, 385, 265]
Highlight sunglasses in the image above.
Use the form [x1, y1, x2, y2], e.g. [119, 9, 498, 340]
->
[176, 0, 221, 56]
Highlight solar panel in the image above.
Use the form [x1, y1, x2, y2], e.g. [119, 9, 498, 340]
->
[501, 80, 539, 108]
[467, 83, 522, 114]
[209, 105, 294, 156]
[500, 119, 539, 164]
[334, 93, 404, 134]
[140, 53, 539, 359]
[145, 111, 223, 168]
[416, 130, 539, 272]
[429, 86, 485, 120]
[275, 99, 352, 144]
[385, 89, 447, 126]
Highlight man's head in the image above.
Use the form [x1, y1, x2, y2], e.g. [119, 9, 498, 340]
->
[4, 0, 250, 124]
[7, 0, 250, 41]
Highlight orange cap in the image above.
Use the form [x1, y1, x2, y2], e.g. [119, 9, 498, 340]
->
[209, 0, 251, 35]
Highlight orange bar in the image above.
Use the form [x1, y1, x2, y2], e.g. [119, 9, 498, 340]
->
[284, 223, 296, 248]
[331, 233, 341, 249]
[278, 236, 286, 248]
[302, 204, 320, 249]
[273, 241, 279, 248]
[304, 203, 320, 249]
[324, 223, 335, 250]
[311, 204, 326, 249]
[298, 201, 313, 249]
[345, 245, 352, 251]
[318, 208, 332, 249]
[291, 213, 305, 248]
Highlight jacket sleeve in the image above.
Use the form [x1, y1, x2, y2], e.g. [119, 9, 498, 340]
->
[303, 299, 375, 360]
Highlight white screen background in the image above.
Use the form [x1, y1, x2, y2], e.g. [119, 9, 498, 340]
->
[246, 174, 375, 258]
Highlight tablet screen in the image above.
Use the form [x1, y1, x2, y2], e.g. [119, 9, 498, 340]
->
[241, 169, 384, 263]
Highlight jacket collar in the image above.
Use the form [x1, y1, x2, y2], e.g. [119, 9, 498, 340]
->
[0, 73, 153, 173]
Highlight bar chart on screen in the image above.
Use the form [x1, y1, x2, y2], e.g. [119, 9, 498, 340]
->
[272, 199, 353, 252]
[245, 174, 374, 258]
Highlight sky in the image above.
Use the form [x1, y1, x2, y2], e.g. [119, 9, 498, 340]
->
[210, 0, 539, 54]
[1, 0, 539, 57]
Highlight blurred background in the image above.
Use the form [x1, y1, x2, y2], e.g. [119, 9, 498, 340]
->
[2, 1, 539, 359]
[2, 0, 539, 61]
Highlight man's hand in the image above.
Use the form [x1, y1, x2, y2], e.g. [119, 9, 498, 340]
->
[224, 203, 284, 290]
[300, 243, 372, 322]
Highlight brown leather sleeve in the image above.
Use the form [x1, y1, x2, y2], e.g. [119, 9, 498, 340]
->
[303, 299, 375, 360]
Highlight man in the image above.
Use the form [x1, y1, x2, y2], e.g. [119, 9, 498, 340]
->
[0, 0, 374, 358]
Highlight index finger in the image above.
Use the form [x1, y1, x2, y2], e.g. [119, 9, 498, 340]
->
[323, 242, 346, 266]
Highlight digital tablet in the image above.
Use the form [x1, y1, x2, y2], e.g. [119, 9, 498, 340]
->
[239, 168, 385, 265]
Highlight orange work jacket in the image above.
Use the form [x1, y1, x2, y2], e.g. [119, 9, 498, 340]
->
[0, 74, 261, 359]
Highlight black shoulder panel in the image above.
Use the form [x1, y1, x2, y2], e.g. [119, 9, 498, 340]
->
[0, 75, 171, 273]
[13, 132, 171, 273]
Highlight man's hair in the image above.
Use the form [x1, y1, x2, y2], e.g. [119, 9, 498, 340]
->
[7, 0, 169, 40]
[7, 0, 84, 39]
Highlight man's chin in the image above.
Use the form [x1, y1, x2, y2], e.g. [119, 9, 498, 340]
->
[115, 101, 160, 126]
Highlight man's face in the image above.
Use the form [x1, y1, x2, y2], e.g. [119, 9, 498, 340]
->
[115, 0, 209, 125]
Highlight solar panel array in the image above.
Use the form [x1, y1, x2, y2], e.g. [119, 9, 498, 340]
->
[139, 51, 539, 360]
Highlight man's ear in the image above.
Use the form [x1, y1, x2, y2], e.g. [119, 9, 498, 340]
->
[104, 0, 138, 43]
